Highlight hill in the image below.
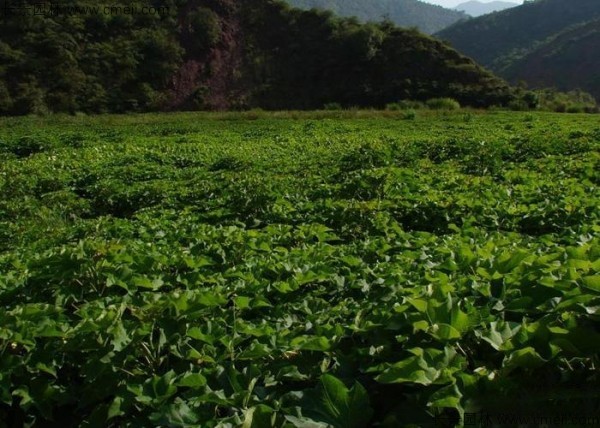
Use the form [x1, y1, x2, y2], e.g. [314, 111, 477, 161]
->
[454, 1, 519, 17]
[283, 0, 469, 34]
[504, 19, 600, 100]
[0, 0, 513, 115]
[438, 0, 600, 70]
[436, 0, 600, 98]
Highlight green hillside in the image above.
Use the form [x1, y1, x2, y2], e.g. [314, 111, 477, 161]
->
[0, 0, 512, 115]
[504, 19, 600, 100]
[437, 0, 600, 70]
[436, 0, 600, 99]
[284, 0, 468, 34]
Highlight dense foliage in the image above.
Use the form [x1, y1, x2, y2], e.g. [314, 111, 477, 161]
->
[437, 0, 600, 99]
[511, 87, 599, 113]
[0, 0, 513, 115]
[0, 0, 184, 115]
[284, 0, 467, 34]
[240, 3, 512, 110]
[1, 111, 599, 426]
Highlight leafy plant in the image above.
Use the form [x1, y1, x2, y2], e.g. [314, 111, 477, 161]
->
[0, 110, 599, 426]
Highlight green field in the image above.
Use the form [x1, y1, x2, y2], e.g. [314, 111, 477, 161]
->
[1, 111, 599, 427]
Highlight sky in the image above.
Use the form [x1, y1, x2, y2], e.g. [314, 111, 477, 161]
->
[422, 0, 524, 8]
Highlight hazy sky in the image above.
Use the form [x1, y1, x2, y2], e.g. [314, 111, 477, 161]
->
[422, 0, 523, 7]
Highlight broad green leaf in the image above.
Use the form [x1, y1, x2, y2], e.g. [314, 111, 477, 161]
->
[237, 342, 271, 360]
[450, 306, 470, 333]
[430, 324, 461, 341]
[108, 321, 131, 352]
[413, 320, 429, 332]
[178, 373, 207, 388]
[107, 396, 125, 420]
[242, 405, 274, 428]
[427, 383, 463, 412]
[503, 347, 546, 370]
[478, 321, 521, 351]
[291, 336, 332, 352]
[407, 298, 428, 313]
[495, 250, 531, 274]
[35, 362, 57, 378]
[142, 371, 178, 404]
[149, 400, 200, 427]
[133, 275, 165, 290]
[307, 374, 373, 428]
[284, 416, 329, 428]
[234, 296, 252, 310]
[581, 276, 600, 292]
[186, 327, 215, 344]
[376, 356, 439, 385]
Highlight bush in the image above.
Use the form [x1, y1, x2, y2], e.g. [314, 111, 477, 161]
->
[210, 155, 248, 172]
[13, 80, 48, 115]
[0, 82, 13, 113]
[323, 102, 343, 110]
[508, 99, 530, 111]
[402, 109, 417, 120]
[535, 88, 597, 113]
[9, 136, 53, 157]
[338, 142, 391, 172]
[386, 100, 424, 110]
[566, 105, 585, 114]
[426, 97, 460, 110]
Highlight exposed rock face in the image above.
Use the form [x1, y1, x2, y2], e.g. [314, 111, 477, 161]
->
[168, 0, 246, 110]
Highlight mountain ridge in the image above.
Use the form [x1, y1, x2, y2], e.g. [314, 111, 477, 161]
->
[437, 0, 600, 69]
[284, 0, 468, 34]
[504, 18, 600, 100]
[454, 1, 519, 17]
[436, 0, 600, 99]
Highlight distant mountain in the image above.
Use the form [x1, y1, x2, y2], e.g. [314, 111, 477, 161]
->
[285, 0, 468, 34]
[455, 1, 519, 17]
[504, 19, 600, 100]
[437, 0, 600, 98]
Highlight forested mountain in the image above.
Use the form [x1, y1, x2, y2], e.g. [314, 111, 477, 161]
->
[503, 19, 600, 100]
[0, 0, 513, 115]
[437, 0, 600, 99]
[284, 0, 468, 34]
[454, 1, 519, 17]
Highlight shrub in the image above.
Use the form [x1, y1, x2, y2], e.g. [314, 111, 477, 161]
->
[9, 136, 53, 157]
[402, 109, 417, 120]
[323, 102, 343, 110]
[426, 97, 460, 110]
[338, 142, 391, 172]
[0, 82, 13, 113]
[386, 100, 424, 110]
[566, 105, 585, 114]
[535, 88, 597, 113]
[508, 99, 530, 111]
[210, 155, 248, 172]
